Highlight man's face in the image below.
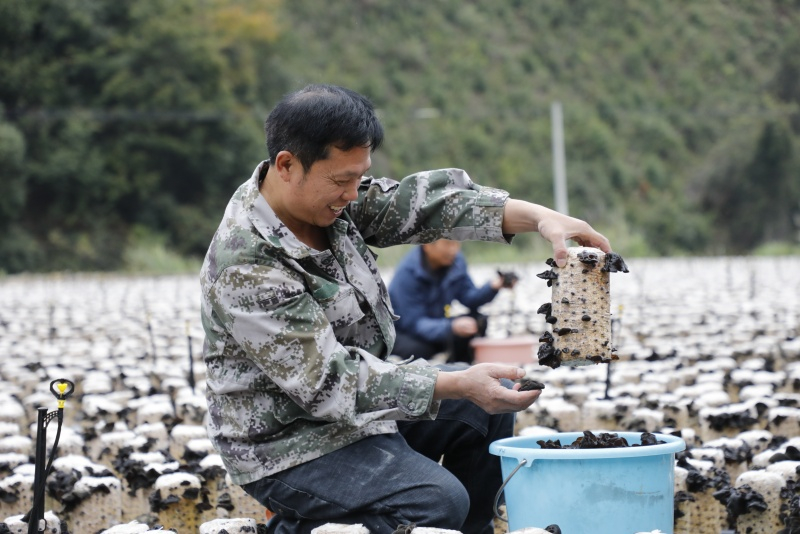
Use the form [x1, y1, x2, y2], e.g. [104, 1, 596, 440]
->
[286, 145, 371, 229]
[423, 240, 462, 269]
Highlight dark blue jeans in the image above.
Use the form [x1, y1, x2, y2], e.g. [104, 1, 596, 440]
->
[242, 394, 514, 534]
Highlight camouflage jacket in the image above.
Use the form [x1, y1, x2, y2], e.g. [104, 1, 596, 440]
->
[200, 160, 510, 484]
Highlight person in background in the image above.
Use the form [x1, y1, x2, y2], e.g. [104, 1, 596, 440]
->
[200, 84, 611, 534]
[389, 240, 518, 364]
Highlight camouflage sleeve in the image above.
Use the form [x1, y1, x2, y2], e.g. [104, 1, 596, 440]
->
[207, 262, 441, 424]
[349, 168, 511, 248]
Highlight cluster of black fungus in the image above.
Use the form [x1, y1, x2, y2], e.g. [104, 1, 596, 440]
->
[677, 454, 712, 493]
[199, 462, 227, 485]
[60, 479, 113, 514]
[778, 478, 800, 533]
[46, 469, 82, 503]
[681, 452, 732, 491]
[716, 441, 754, 466]
[42, 461, 118, 516]
[537, 430, 665, 450]
[678, 453, 731, 530]
[706, 410, 759, 432]
[576, 250, 600, 267]
[771, 445, 800, 463]
[713, 484, 768, 527]
[536, 268, 559, 287]
[195, 487, 213, 514]
[778, 396, 800, 408]
[537, 303, 555, 323]
[148, 488, 180, 513]
[536, 302, 561, 368]
[601, 252, 630, 273]
[0, 487, 17, 505]
[113, 446, 173, 496]
[770, 435, 791, 450]
[537, 342, 560, 368]
[214, 492, 236, 515]
[674, 490, 696, 522]
[181, 444, 210, 472]
[148, 481, 206, 515]
[0, 459, 17, 478]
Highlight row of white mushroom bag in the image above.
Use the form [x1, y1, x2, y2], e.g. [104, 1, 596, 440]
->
[0, 256, 799, 532]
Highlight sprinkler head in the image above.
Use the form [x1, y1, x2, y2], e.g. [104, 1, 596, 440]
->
[49, 378, 75, 407]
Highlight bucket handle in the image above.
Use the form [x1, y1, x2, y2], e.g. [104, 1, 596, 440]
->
[493, 458, 528, 522]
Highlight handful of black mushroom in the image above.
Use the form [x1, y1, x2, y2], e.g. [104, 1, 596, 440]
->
[517, 378, 545, 391]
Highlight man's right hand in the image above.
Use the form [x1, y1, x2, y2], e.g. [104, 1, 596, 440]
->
[451, 316, 479, 337]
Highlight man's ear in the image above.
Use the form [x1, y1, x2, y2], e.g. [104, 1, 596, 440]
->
[273, 151, 296, 181]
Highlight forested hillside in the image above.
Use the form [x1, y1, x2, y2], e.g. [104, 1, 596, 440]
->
[1, 0, 799, 273]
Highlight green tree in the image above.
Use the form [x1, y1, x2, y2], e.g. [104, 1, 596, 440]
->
[773, 34, 800, 134]
[0, 120, 26, 227]
[0, 0, 280, 273]
[699, 120, 797, 253]
[746, 121, 797, 245]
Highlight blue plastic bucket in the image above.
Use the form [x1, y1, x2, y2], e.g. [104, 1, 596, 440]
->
[489, 432, 686, 534]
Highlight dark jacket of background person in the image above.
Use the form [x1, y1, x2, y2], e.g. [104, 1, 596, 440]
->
[389, 247, 497, 344]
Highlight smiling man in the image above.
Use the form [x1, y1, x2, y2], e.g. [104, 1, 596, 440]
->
[200, 84, 611, 534]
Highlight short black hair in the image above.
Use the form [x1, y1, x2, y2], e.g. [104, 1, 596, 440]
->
[265, 84, 384, 172]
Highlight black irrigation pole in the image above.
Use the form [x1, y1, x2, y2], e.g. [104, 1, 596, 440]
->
[25, 379, 74, 534]
[28, 407, 48, 533]
[186, 320, 195, 393]
[146, 312, 157, 364]
[47, 303, 56, 343]
[605, 306, 623, 400]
